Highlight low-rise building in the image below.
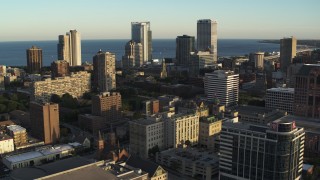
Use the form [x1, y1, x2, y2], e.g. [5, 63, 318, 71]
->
[166, 113, 199, 148]
[266, 87, 294, 114]
[199, 116, 222, 151]
[6, 125, 28, 147]
[156, 148, 219, 180]
[3, 144, 74, 170]
[130, 115, 165, 159]
[0, 133, 14, 154]
[237, 105, 287, 125]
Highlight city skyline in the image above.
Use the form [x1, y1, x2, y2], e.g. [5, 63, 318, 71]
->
[1, 0, 320, 41]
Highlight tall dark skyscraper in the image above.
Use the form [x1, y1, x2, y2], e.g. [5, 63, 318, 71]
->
[220, 120, 305, 180]
[294, 64, 320, 119]
[280, 36, 297, 72]
[26, 46, 42, 74]
[176, 35, 195, 66]
[197, 19, 218, 63]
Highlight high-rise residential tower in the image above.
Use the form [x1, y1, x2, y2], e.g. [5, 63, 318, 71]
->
[51, 60, 70, 78]
[131, 22, 152, 62]
[280, 36, 297, 72]
[176, 35, 195, 66]
[92, 92, 122, 121]
[29, 102, 60, 144]
[93, 50, 116, 92]
[122, 40, 143, 68]
[254, 52, 265, 70]
[26, 46, 42, 74]
[197, 19, 218, 63]
[204, 70, 239, 107]
[220, 120, 305, 180]
[57, 30, 81, 66]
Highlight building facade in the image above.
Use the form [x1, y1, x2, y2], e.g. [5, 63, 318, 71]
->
[199, 116, 222, 151]
[6, 125, 27, 147]
[131, 22, 152, 62]
[197, 19, 218, 63]
[294, 64, 320, 119]
[93, 50, 116, 92]
[92, 92, 122, 121]
[0, 134, 14, 154]
[57, 34, 71, 62]
[30, 102, 60, 144]
[176, 35, 195, 66]
[266, 88, 294, 114]
[26, 46, 42, 74]
[254, 52, 264, 70]
[32, 71, 91, 103]
[51, 60, 70, 78]
[122, 40, 143, 68]
[219, 120, 305, 180]
[130, 116, 165, 159]
[166, 113, 199, 148]
[204, 70, 239, 107]
[280, 37, 297, 73]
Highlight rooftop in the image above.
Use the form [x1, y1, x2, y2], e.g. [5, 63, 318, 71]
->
[267, 87, 294, 93]
[6, 125, 26, 133]
[159, 148, 219, 167]
[297, 64, 320, 76]
[4, 144, 74, 163]
[0, 133, 13, 141]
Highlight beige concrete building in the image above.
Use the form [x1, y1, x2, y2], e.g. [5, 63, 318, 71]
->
[30, 102, 60, 144]
[6, 125, 28, 147]
[32, 71, 90, 103]
[254, 52, 264, 70]
[199, 116, 222, 151]
[0, 134, 14, 154]
[166, 113, 199, 148]
[92, 92, 122, 121]
[93, 50, 116, 92]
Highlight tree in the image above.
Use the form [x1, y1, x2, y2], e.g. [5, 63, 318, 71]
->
[0, 104, 6, 113]
[148, 145, 160, 157]
[50, 94, 61, 103]
[185, 140, 191, 147]
[61, 93, 78, 109]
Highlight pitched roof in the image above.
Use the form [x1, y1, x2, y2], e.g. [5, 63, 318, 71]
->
[126, 155, 161, 178]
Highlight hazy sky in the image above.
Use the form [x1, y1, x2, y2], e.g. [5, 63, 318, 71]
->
[1, 0, 319, 41]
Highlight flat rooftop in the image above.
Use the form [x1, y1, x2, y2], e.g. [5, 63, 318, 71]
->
[6, 125, 26, 133]
[267, 87, 294, 93]
[4, 144, 74, 164]
[276, 115, 320, 133]
[159, 148, 219, 167]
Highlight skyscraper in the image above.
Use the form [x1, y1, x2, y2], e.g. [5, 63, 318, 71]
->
[30, 102, 60, 144]
[122, 40, 143, 68]
[70, 30, 81, 66]
[26, 46, 42, 74]
[93, 50, 116, 92]
[197, 19, 218, 63]
[204, 70, 239, 107]
[294, 64, 320, 119]
[57, 30, 81, 66]
[131, 22, 152, 62]
[176, 35, 195, 66]
[254, 52, 265, 70]
[220, 120, 305, 180]
[280, 36, 297, 72]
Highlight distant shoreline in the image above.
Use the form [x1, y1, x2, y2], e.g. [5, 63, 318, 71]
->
[259, 39, 320, 47]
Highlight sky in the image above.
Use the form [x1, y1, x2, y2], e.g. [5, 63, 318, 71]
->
[0, 0, 319, 41]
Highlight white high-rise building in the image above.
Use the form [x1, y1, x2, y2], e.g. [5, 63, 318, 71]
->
[266, 87, 294, 114]
[57, 30, 81, 66]
[131, 22, 152, 62]
[197, 19, 218, 63]
[204, 70, 239, 107]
